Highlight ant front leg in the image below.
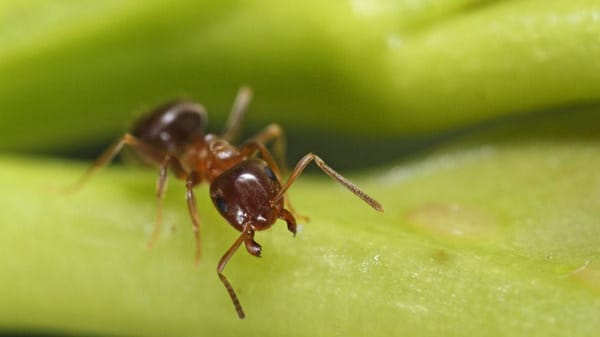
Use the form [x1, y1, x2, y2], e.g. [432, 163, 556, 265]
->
[217, 223, 253, 319]
[185, 172, 203, 265]
[272, 153, 384, 213]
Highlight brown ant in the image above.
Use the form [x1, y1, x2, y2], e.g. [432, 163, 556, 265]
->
[70, 87, 383, 319]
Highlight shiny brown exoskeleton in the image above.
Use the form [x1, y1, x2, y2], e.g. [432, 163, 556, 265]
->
[71, 87, 383, 319]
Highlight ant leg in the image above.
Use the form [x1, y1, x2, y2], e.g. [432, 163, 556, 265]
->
[68, 133, 181, 247]
[222, 86, 253, 143]
[147, 155, 188, 248]
[68, 134, 187, 247]
[185, 172, 203, 265]
[147, 156, 170, 248]
[65, 133, 164, 193]
[243, 124, 310, 218]
[246, 123, 287, 173]
[218, 224, 253, 319]
[240, 141, 284, 180]
[272, 153, 384, 212]
[147, 157, 168, 248]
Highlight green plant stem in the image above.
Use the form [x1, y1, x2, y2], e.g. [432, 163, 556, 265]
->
[1, 107, 600, 336]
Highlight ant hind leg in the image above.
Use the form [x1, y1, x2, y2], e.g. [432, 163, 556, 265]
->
[64, 133, 163, 193]
[222, 87, 253, 143]
[66, 133, 183, 248]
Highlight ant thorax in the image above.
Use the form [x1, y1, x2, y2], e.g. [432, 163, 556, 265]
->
[180, 134, 245, 182]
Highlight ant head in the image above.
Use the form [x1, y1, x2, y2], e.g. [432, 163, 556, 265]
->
[210, 159, 283, 232]
[132, 101, 207, 155]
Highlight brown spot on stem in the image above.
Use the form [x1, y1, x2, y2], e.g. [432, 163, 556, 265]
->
[432, 249, 450, 263]
[570, 262, 600, 293]
[406, 202, 498, 241]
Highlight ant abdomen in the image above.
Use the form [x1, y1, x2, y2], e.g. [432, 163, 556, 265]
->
[131, 100, 208, 156]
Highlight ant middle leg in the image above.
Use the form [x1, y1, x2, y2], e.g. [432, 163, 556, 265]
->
[271, 153, 384, 212]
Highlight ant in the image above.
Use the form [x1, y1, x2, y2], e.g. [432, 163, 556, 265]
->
[70, 87, 383, 319]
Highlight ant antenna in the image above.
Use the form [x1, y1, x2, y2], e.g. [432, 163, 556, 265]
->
[272, 153, 383, 212]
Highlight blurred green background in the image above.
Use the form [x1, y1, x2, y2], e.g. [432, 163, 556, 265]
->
[2, 0, 599, 164]
[1, 1, 600, 337]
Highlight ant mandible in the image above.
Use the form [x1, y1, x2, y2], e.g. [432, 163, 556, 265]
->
[70, 87, 383, 319]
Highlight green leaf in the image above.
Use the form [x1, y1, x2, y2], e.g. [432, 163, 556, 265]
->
[1, 108, 599, 337]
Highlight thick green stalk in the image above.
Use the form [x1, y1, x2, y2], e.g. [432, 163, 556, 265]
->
[1, 108, 599, 337]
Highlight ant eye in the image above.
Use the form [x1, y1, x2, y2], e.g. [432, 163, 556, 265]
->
[264, 166, 277, 181]
[215, 197, 228, 214]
